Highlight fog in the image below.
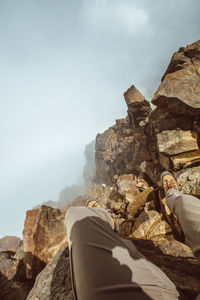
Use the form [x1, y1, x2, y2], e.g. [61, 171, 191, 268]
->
[0, 0, 199, 238]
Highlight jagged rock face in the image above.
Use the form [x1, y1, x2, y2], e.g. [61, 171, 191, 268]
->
[0, 251, 33, 300]
[95, 87, 152, 185]
[124, 85, 152, 127]
[95, 117, 135, 184]
[23, 205, 68, 280]
[152, 40, 200, 115]
[0, 236, 21, 252]
[27, 247, 73, 300]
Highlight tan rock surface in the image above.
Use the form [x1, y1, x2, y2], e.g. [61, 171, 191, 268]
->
[127, 187, 154, 219]
[171, 149, 200, 170]
[176, 166, 200, 196]
[23, 205, 68, 279]
[131, 210, 162, 239]
[153, 239, 194, 258]
[124, 85, 146, 106]
[147, 220, 172, 240]
[152, 40, 200, 116]
[157, 129, 198, 156]
[117, 174, 140, 196]
[95, 118, 136, 184]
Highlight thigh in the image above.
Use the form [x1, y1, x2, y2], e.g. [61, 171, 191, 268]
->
[66, 207, 180, 300]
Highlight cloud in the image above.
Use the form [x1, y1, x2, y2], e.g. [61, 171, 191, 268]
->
[81, 0, 149, 34]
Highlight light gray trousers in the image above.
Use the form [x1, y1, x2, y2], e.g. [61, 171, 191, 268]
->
[65, 189, 200, 300]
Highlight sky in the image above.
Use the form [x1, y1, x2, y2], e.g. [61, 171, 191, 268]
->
[0, 0, 199, 238]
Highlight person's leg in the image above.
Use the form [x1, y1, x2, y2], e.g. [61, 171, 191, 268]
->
[65, 206, 180, 300]
[166, 189, 200, 260]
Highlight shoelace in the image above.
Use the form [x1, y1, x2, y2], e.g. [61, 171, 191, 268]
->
[166, 179, 177, 189]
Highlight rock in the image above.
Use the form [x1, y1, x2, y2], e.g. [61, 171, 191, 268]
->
[175, 166, 200, 196]
[127, 187, 154, 219]
[112, 202, 122, 211]
[131, 210, 162, 239]
[125, 193, 136, 204]
[0, 251, 33, 300]
[135, 178, 149, 191]
[14, 241, 24, 261]
[159, 196, 184, 242]
[144, 200, 155, 212]
[23, 205, 68, 279]
[27, 247, 73, 300]
[153, 239, 194, 258]
[149, 108, 193, 133]
[147, 220, 172, 240]
[156, 129, 198, 156]
[95, 117, 136, 184]
[171, 149, 200, 171]
[152, 40, 200, 116]
[158, 153, 171, 170]
[118, 221, 133, 237]
[95, 85, 153, 185]
[124, 85, 152, 127]
[109, 189, 123, 201]
[124, 85, 146, 106]
[117, 174, 140, 196]
[0, 236, 21, 252]
[133, 239, 200, 298]
[139, 160, 161, 185]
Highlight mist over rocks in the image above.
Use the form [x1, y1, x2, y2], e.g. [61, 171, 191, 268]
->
[1, 40, 200, 299]
[41, 141, 96, 210]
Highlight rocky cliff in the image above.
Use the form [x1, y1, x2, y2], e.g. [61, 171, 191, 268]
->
[96, 40, 200, 194]
[1, 40, 200, 300]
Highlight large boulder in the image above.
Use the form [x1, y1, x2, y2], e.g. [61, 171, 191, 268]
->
[171, 149, 200, 171]
[27, 247, 73, 300]
[127, 187, 154, 219]
[156, 129, 198, 156]
[131, 210, 172, 240]
[116, 174, 140, 196]
[152, 40, 200, 116]
[23, 205, 68, 279]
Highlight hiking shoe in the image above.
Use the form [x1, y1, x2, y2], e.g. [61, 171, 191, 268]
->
[86, 199, 102, 208]
[86, 199, 118, 232]
[161, 171, 179, 196]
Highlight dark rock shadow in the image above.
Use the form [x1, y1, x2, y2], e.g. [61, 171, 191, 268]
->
[27, 247, 73, 299]
[133, 239, 200, 300]
[0, 250, 34, 300]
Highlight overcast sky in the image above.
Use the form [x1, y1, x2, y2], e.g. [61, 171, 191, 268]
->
[0, 0, 199, 238]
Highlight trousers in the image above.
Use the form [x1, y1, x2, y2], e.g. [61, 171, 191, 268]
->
[65, 189, 200, 300]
